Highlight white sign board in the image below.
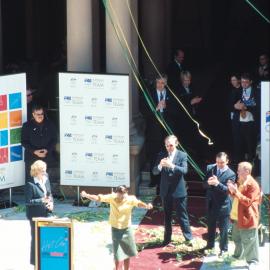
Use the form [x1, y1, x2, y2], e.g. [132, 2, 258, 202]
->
[261, 81, 270, 194]
[0, 73, 27, 189]
[59, 73, 130, 187]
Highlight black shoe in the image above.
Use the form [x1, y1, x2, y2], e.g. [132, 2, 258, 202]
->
[162, 239, 171, 246]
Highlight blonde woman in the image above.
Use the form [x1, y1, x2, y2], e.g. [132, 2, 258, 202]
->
[81, 185, 153, 270]
[25, 160, 54, 265]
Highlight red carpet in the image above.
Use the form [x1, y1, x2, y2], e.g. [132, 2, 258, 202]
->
[131, 196, 208, 270]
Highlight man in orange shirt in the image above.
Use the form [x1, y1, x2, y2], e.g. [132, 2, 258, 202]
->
[228, 162, 261, 270]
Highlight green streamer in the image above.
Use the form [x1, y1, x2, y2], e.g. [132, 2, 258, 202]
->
[245, 0, 270, 23]
[102, 0, 205, 179]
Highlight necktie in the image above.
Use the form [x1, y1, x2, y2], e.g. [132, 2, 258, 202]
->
[160, 91, 164, 102]
[217, 169, 221, 177]
[243, 89, 247, 100]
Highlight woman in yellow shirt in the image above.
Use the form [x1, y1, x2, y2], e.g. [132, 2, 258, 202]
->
[81, 185, 153, 270]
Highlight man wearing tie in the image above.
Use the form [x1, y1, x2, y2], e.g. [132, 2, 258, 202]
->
[152, 135, 193, 246]
[144, 75, 175, 192]
[233, 73, 258, 163]
[204, 152, 236, 256]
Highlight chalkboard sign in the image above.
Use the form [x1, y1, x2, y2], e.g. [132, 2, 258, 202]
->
[38, 226, 71, 270]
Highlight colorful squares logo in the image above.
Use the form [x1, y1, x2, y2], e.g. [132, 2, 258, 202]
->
[0, 112, 8, 129]
[10, 145, 22, 162]
[10, 110, 22, 127]
[0, 130, 8, 146]
[9, 92, 22, 110]
[10, 128, 22, 145]
[0, 95, 7, 111]
[0, 148, 8, 163]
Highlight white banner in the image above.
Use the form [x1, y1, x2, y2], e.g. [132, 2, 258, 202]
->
[0, 73, 27, 189]
[59, 73, 130, 187]
[261, 81, 270, 194]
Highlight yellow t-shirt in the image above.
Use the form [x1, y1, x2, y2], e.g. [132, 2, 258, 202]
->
[98, 193, 141, 229]
[230, 184, 243, 221]
[230, 197, 239, 221]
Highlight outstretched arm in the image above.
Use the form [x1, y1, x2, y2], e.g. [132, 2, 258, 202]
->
[81, 190, 99, 201]
[138, 201, 153, 210]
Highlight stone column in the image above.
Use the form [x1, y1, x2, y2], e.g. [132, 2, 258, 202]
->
[105, 0, 144, 195]
[66, 0, 93, 72]
[140, 0, 168, 79]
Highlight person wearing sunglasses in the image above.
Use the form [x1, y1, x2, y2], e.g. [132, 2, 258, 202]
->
[21, 104, 57, 182]
[152, 135, 194, 246]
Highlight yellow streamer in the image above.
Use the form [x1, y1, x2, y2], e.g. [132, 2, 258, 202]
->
[124, 0, 213, 145]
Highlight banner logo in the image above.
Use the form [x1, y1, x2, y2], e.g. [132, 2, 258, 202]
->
[0, 168, 6, 182]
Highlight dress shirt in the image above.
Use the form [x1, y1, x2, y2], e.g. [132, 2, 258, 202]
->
[34, 176, 47, 195]
[156, 90, 166, 112]
[242, 87, 251, 100]
[216, 165, 228, 177]
[158, 149, 176, 171]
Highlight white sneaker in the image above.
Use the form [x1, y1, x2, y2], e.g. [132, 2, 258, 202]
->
[248, 261, 259, 270]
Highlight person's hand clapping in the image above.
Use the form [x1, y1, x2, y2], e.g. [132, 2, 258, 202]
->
[160, 158, 174, 169]
[156, 100, 166, 111]
[227, 181, 237, 194]
[207, 175, 219, 186]
[191, 96, 202, 105]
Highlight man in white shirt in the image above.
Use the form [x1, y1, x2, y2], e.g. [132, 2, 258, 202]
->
[233, 73, 258, 162]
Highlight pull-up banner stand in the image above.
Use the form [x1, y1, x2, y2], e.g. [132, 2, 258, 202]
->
[34, 217, 74, 270]
[261, 81, 270, 194]
[58, 73, 130, 191]
[0, 73, 26, 206]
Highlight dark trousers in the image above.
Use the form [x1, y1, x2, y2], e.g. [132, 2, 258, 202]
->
[29, 220, 35, 265]
[235, 122, 256, 163]
[162, 195, 193, 242]
[207, 211, 230, 251]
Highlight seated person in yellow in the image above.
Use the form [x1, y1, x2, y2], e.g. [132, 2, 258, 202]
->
[81, 185, 153, 270]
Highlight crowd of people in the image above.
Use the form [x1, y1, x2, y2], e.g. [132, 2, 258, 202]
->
[143, 49, 268, 192]
[20, 49, 267, 270]
[25, 137, 263, 270]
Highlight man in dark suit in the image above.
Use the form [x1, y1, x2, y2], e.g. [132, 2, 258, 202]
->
[166, 49, 186, 92]
[152, 135, 193, 246]
[21, 104, 58, 181]
[204, 152, 236, 256]
[233, 73, 259, 163]
[144, 75, 175, 192]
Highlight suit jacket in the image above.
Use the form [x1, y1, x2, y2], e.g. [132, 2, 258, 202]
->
[204, 164, 236, 215]
[232, 86, 259, 124]
[153, 150, 188, 198]
[144, 88, 175, 138]
[21, 118, 57, 165]
[175, 84, 198, 116]
[166, 60, 186, 92]
[229, 86, 242, 123]
[230, 177, 261, 229]
[25, 178, 53, 220]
